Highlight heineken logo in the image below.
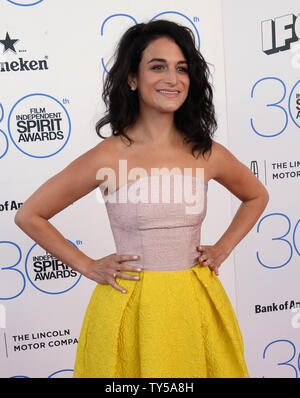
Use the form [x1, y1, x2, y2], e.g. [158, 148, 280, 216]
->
[0, 31, 49, 72]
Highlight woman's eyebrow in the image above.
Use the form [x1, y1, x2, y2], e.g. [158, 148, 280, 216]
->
[147, 58, 188, 65]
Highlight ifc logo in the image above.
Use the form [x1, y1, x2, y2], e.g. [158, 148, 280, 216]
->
[8, 93, 71, 158]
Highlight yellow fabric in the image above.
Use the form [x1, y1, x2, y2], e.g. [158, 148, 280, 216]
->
[73, 263, 249, 378]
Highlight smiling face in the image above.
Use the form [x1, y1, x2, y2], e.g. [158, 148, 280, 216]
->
[128, 36, 190, 114]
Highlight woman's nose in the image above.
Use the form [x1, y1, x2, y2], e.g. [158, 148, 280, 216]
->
[164, 68, 178, 85]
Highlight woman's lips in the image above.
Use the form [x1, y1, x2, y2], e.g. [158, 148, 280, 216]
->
[158, 89, 180, 98]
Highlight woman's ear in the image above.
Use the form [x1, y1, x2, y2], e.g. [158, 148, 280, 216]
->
[127, 74, 137, 90]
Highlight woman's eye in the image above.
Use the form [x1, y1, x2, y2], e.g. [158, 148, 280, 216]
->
[151, 65, 188, 73]
[151, 65, 164, 70]
[178, 67, 188, 73]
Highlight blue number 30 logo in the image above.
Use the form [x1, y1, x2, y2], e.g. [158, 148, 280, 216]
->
[100, 11, 201, 74]
[6, 0, 44, 6]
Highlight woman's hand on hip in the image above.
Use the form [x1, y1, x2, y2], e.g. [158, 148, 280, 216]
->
[196, 244, 229, 276]
[83, 253, 141, 293]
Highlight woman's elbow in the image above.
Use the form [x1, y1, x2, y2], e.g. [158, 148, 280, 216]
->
[260, 186, 269, 209]
[14, 209, 26, 228]
[14, 207, 33, 229]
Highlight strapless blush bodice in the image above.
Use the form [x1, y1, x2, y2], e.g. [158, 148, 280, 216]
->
[99, 174, 207, 271]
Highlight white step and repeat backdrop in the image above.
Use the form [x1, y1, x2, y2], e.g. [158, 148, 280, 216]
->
[0, 0, 298, 378]
[222, 0, 300, 378]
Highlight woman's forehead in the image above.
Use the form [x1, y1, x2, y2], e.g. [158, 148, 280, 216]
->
[141, 38, 186, 62]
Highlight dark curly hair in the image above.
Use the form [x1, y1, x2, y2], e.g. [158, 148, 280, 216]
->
[96, 19, 217, 159]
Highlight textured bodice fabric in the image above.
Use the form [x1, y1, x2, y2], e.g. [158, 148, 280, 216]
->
[99, 174, 207, 271]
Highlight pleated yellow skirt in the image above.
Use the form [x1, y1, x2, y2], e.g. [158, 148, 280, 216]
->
[73, 263, 249, 378]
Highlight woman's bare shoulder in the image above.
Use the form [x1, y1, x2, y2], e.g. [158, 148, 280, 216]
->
[209, 139, 229, 156]
[52, 135, 122, 190]
[93, 135, 119, 152]
[88, 135, 122, 166]
[206, 139, 241, 180]
[208, 139, 235, 164]
[14, 136, 122, 221]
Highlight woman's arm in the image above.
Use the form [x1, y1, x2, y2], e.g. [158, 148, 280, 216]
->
[14, 142, 108, 276]
[198, 140, 269, 274]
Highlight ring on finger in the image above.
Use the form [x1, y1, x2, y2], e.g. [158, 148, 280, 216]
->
[113, 271, 117, 279]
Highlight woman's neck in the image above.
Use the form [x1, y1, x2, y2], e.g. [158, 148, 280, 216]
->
[128, 108, 182, 147]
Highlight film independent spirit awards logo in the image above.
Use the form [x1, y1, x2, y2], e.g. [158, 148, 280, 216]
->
[8, 93, 71, 158]
[25, 243, 81, 295]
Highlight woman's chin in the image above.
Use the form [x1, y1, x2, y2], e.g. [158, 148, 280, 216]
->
[156, 104, 183, 114]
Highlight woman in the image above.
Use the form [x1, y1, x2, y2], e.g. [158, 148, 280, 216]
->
[14, 20, 268, 378]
